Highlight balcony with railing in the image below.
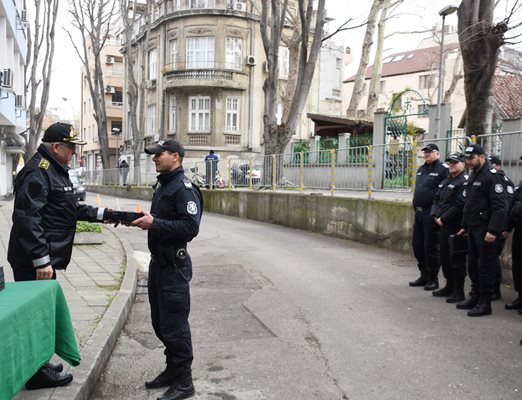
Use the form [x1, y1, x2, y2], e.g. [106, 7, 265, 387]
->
[162, 62, 249, 90]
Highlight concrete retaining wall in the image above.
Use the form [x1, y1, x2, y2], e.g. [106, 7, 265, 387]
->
[86, 185, 513, 283]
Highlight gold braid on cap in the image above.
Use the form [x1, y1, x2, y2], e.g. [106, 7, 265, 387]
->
[63, 126, 78, 142]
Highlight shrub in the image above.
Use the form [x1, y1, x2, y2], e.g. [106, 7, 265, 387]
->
[76, 221, 102, 233]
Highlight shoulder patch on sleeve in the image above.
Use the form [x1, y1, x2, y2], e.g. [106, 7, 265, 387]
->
[490, 168, 497, 174]
[38, 158, 50, 170]
[182, 176, 193, 189]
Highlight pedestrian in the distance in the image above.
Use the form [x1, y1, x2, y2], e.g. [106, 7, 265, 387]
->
[204, 149, 219, 189]
[409, 143, 449, 290]
[7, 122, 109, 390]
[131, 139, 202, 400]
[119, 159, 129, 186]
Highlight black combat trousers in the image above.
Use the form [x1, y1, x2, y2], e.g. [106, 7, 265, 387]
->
[511, 228, 522, 293]
[412, 209, 440, 276]
[467, 226, 500, 297]
[440, 224, 466, 282]
[148, 258, 193, 372]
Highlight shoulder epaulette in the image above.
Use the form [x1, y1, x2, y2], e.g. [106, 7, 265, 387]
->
[490, 168, 497, 174]
[38, 158, 50, 170]
[182, 176, 193, 189]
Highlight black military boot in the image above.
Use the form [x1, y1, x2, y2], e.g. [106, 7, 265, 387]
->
[25, 365, 73, 390]
[468, 294, 492, 317]
[146, 361, 177, 389]
[432, 281, 454, 297]
[446, 276, 465, 304]
[456, 292, 479, 310]
[505, 295, 522, 310]
[409, 270, 429, 287]
[158, 374, 195, 400]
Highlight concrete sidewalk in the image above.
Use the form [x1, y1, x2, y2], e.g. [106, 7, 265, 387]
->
[0, 199, 139, 400]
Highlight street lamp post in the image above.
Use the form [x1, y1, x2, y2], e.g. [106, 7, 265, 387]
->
[435, 5, 458, 139]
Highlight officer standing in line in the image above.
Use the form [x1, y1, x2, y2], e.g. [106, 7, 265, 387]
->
[409, 143, 449, 290]
[506, 178, 522, 311]
[131, 140, 202, 400]
[430, 153, 468, 302]
[488, 155, 514, 301]
[8, 122, 109, 390]
[456, 144, 508, 317]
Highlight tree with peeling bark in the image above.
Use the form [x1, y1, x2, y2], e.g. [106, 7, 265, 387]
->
[260, 0, 326, 156]
[457, 0, 511, 135]
[346, 0, 384, 118]
[118, 0, 151, 169]
[25, 0, 60, 161]
[66, 0, 117, 169]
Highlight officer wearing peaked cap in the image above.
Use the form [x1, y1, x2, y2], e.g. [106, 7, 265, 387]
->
[409, 143, 449, 290]
[456, 144, 509, 317]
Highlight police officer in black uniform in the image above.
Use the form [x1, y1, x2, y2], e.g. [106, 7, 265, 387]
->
[8, 122, 108, 389]
[131, 140, 202, 400]
[409, 143, 449, 290]
[507, 179, 522, 311]
[430, 153, 467, 302]
[456, 144, 508, 317]
[488, 155, 514, 301]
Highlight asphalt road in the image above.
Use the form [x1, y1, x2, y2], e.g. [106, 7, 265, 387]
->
[88, 192, 522, 400]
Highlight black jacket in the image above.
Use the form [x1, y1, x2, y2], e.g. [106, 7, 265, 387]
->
[509, 182, 522, 230]
[413, 159, 448, 209]
[430, 170, 467, 228]
[461, 162, 508, 234]
[148, 167, 203, 267]
[8, 144, 105, 272]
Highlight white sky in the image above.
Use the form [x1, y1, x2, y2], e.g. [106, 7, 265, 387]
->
[42, 0, 519, 121]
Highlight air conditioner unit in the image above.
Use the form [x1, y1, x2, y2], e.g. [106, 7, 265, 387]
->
[105, 56, 115, 64]
[20, 9, 27, 22]
[234, 1, 245, 11]
[246, 55, 256, 66]
[15, 94, 24, 108]
[105, 85, 115, 94]
[1, 69, 13, 88]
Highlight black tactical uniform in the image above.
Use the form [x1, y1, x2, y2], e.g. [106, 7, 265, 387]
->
[410, 146, 448, 289]
[8, 144, 105, 281]
[458, 159, 508, 316]
[147, 166, 202, 390]
[506, 182, 522, 309]
[430, 159, 467, 302]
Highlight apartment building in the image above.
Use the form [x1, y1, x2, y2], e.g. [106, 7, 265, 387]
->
[0, 0, 27, 195]
[80, 37, 124, 172]
[120, 0, 332, 165]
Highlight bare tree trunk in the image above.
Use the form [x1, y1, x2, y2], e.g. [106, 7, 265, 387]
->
[67, 0, 117, 169]
[25, 0, 59, 161]
[457, 0, 506, 135]
[444, 51, 463, 103]
[365, 0, 390, 119]
[346, 0, 383, 118]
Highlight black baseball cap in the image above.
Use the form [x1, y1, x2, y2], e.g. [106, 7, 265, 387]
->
[464, 144, 485, 158]
[488, 155, 501, 165]
[421, 143, 439, 152]
[445, 153, 465, 163]
[144, 139, 185, 156]
[42, 122, 86, 145]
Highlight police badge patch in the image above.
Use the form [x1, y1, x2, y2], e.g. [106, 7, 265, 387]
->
[508, 186, 514, 194]
[187, 201, 198, 215]
[494, 184, 504, 193]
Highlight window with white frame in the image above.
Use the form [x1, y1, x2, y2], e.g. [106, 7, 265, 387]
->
[169, 94, 177, 133]
[190, 0, 215, 9]
[147, 104, 157, 135]
[189, 96, 211, 132]
[379, 80, 386, 94]
[148, 48, 158, 80]
[225, 97, 240, 131]
[278, 46, 289, 79]
[226, 37, 242, 70]
[419, 74, 436, 89]
[186, 37, 215, 69]
[169, 39, 177, 66]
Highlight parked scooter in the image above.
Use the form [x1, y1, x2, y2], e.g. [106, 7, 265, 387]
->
[190, 167, 225, 188]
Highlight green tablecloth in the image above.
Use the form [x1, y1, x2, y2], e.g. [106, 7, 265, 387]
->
[0, 280, 80, 400]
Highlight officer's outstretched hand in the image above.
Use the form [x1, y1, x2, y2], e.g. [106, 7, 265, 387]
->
[36, 265, 54, 280]
[456, 228, 467, 236]
[484, 232, 496, 243]
[130, 212, 154, 231]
